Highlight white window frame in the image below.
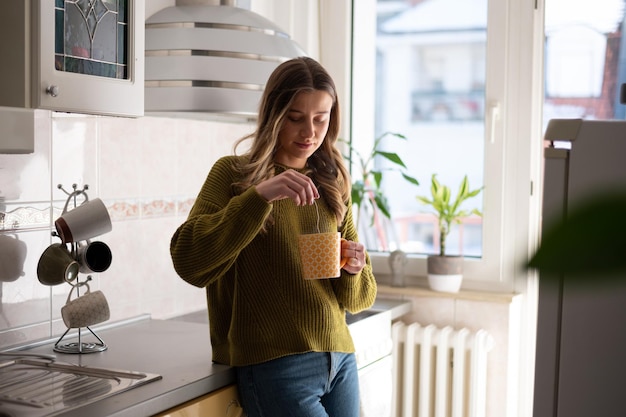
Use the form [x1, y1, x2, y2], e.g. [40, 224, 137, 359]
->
[326, 0, 545, 293]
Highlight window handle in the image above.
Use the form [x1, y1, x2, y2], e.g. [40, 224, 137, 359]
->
[488, 101, 501, 144]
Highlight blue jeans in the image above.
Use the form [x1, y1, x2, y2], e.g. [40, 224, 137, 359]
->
[235, 352, 360, 417]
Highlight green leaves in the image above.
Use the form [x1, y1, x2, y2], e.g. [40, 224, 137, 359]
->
[527, 191, 626, 280]
[340, 132, 419, 228]
[377, 150, 407, 169]
[351, 181, 365, 208]
[417, 174, 483, 256]
[402, 173, 420, 186]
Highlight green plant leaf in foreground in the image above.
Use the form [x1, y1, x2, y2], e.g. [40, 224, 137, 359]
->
[527, 192, 626, 278]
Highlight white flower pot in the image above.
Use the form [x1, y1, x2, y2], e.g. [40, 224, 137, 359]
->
[427, 273, 463, 293]
[427, 255, 463, 293]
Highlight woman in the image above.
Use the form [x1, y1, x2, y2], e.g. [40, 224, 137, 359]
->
[170, 56, 377, 417]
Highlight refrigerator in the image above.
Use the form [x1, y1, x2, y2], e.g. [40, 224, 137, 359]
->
[533, 118, 626, 417]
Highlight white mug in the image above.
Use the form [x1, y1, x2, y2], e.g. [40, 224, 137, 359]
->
[61, 284, 110, 329]
[55, 197, 112, 243]
[0, 234, 27, 282]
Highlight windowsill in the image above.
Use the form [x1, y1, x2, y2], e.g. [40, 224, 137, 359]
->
[376, 283, 519, 304]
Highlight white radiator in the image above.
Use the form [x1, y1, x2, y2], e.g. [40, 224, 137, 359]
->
[391, 322, 494, 417]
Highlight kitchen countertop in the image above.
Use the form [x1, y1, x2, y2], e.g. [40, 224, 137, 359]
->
[370, 297, 412, 319]
[8, 298, 410, 417]
[18, 317, 232, 417]
[175, 296, 412, 326]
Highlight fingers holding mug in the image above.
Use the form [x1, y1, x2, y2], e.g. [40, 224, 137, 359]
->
[347, 257, 360, 267]
[340, 239, 365, 271]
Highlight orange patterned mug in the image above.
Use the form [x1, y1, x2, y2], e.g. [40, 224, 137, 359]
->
[298, 232, 348, 279]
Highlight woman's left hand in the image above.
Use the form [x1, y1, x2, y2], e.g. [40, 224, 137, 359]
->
[340, 239, 366, 274]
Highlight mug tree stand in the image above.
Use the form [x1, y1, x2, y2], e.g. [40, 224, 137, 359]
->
[53, 184, 107, 354]
[54, 324, 108, 354]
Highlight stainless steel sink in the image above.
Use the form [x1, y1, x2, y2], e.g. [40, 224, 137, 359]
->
[0, 355, 161, 417]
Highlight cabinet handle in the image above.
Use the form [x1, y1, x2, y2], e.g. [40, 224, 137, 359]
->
[46, 85, 59, 97]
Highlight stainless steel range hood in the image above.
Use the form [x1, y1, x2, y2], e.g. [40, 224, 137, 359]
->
[145, 0, 306, 121]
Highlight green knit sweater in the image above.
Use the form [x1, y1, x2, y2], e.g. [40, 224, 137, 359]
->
[170, 155, 377, 366]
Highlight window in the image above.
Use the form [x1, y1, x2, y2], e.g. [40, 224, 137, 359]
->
[351, 0, 544, 290]
[368, 0, 487, 257]
[544, 0, 626, 121]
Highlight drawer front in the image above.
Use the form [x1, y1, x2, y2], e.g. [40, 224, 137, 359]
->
[155, 384, 244, 417]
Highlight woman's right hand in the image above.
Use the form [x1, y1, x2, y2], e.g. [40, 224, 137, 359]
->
[255, 170, 320, 206]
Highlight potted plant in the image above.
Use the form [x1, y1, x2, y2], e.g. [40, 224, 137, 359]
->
[416, 174, 483, 292]
[340, 132, 419, 250]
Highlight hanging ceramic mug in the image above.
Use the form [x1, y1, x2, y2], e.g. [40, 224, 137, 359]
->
[37, 243, 80, 286]
[76, 240, 112, 273]
[61, 284, 110, 329]
[0, 234, 27, 282]
[55, 196, 112, 244]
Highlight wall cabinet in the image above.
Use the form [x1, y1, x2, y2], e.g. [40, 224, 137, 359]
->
[0, 0, 144, 117]
[155, 384, 244, 417]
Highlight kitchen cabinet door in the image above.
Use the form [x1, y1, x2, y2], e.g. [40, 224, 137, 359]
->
[0, 0, 144, 117]
[155, 384, 244, 417]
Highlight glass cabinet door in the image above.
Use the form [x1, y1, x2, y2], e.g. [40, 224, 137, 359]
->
[54, 0, 130, 80]
[35, 0, 144, 117]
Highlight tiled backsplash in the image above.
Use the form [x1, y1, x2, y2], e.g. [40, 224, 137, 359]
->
[0, 110, 253, 350]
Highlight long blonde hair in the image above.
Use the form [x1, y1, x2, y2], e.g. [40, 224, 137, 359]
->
[233, 57, 351, 230]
